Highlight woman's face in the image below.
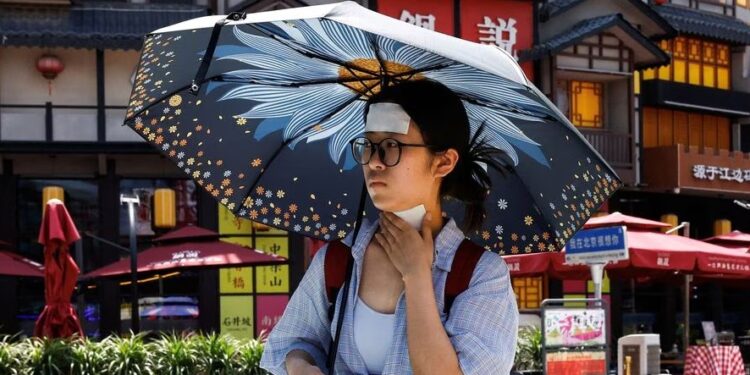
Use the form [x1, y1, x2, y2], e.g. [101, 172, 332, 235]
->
[362, 121, 457, 212]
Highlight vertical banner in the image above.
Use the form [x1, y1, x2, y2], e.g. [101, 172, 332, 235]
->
[255, 237, 290, 293]
[219, 267, 254, 294]
[459, 0, 534, 80]
[218, 205, 253, 247]
[256, 295, 290, 337]
[376, 0, 455, 36]
[220, 295, 255, 339]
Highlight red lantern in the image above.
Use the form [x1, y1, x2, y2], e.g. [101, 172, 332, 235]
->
[36, 54, 64, 95]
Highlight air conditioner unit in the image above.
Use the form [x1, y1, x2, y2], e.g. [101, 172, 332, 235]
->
[618, 334, 661, 375]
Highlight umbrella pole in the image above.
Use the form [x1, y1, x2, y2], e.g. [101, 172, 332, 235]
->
[121, 194, 140, 334]
[683, 273, 692, 352]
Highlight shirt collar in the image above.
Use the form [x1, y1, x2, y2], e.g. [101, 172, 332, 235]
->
[342, 217, 466, 272]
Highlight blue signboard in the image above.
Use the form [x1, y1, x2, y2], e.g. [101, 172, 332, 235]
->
[565, 226, 628, 264]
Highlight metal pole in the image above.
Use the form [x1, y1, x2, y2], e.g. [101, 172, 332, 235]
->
[121, 194, 140, 333]
[590, 263, 605, 300]
[682, 222, 691, 352]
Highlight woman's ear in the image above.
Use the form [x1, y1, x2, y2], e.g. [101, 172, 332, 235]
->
[433, 148, 459, 178]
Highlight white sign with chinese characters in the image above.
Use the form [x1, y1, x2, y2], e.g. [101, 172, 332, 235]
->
[477, 16, 518, 59]
[692, 164, 750, 183]
[399, 10, 435, 30]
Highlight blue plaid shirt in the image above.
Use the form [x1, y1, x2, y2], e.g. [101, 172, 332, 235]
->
[260, 218, 519, 374]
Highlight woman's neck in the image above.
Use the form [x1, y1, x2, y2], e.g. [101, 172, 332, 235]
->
[423, 200, 445, 238]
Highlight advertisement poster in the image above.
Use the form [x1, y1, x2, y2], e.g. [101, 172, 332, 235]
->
[255, 237, 290, 293]
[545, 351, 607, 375]
[220, 295, 254, 339]
[544, 308, 606, 347]
[256, 295, 289, 337]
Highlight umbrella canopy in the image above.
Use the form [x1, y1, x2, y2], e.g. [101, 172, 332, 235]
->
[507, 212, 750, 278]
[704, 230, 750, 252]
[123, 1, 621, 254]
[83, 225, 285, 278]
[0, 250, 44, 278]
[34, 199, 84, 338]
[583, 211, 671, 230]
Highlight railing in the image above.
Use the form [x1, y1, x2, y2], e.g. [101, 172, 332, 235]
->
[578, 129, 634, 169]
[0, 102, 139, 143]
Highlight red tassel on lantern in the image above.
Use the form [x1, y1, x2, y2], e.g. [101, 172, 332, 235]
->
[36, 54, 64, 96]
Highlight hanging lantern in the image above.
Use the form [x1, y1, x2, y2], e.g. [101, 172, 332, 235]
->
[153, 188, 176, 229]
[42, 186, 65, 214]
[661, 213, 678, 234]
[36, 54, 64, 96]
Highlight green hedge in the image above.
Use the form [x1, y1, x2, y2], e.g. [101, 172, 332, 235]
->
[0, 332, 269, 375]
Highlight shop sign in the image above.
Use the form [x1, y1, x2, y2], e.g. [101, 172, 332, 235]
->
[565, 226, 628, 264]
[376, 0, 454, 35]
[256, 237, 289, 293]
[692, 164, 750, 183]
[220, 295, 254, 339]
[220, 267, 254, 294]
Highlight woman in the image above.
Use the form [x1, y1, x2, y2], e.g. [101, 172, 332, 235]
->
[260, 79, 519, 375]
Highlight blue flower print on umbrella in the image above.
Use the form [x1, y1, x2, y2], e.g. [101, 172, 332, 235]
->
[124, 2, 621, 253]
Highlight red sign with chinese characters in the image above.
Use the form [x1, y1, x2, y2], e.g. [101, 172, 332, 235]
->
[375, 0, 455, 35]
[460, 0, 534, 80]
[256, 295, 289, 336]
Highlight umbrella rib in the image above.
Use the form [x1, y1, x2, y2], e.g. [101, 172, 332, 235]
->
[240, 93, 365, 213]
[214, 75, 376, 88]
[245, 23, 381, 77]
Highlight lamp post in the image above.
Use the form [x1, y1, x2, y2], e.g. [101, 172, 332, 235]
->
[120, 194, 140, 333]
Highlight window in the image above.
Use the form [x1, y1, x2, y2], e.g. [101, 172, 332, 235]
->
[512, 277, 543, 310]
[643, 107, 731, 150]
[569, 81, 603, 128]
[643, 37, 731, 90]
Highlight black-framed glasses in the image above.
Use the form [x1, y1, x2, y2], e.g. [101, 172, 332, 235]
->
[350, 137, 433, 167]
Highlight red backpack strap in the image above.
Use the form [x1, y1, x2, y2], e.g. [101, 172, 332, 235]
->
[324, 240, 353, 322]
[444, 239, 485, 315]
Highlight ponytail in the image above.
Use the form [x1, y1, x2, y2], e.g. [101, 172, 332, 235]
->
[441, 122, 513, 232]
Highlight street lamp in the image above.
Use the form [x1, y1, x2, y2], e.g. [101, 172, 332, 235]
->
[120, 194, 140, 333]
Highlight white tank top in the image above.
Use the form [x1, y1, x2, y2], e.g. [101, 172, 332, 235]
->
[353, 296, 396, 374]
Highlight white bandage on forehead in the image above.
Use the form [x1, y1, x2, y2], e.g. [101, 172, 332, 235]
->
[365, 102, 411, 134]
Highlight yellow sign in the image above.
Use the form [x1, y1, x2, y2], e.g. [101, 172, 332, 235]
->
[255, 236, 289, 293]
[219, 267, 253, 294]
[218, 205, 253, 247]
[220, 295, 254, 339]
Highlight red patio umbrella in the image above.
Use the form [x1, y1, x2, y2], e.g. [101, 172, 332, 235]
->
[704, 230, 750, 252]
[34, 199, 84, 338]
[0, 249, 44, 278]
[82, 225, 285, 278]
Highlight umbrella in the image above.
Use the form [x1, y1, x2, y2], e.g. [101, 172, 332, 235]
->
[0, 241, 44, 277]
[34, 199, 84, 338]
[123, 1, 621, 255]
[82, 225, 285, 278]
[704, 230, 750, 252]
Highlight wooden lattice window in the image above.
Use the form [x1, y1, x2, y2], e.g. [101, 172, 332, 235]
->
[512, 276, 543, 310]
[569, 81, 603, 128]
[642, 37, 730, 90]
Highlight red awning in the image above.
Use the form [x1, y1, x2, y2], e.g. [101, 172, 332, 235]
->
[0, 250, 44, 277]
[83, 227, 285, 278]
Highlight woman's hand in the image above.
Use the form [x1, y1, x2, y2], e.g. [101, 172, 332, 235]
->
[374, 211, 434, 280]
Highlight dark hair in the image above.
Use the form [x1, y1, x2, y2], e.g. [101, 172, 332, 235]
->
[365, 79, 512, 231]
